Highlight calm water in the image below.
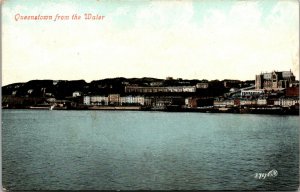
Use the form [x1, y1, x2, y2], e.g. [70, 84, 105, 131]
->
[2, 110, 299, 190]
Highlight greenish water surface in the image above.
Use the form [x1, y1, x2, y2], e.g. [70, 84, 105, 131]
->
[2, 110, 299, 190]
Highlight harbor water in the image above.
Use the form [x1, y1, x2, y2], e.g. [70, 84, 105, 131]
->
[2, 110, 299, 190]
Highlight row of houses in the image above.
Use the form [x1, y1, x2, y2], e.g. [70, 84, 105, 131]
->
[83, 95, 187, 108]
[83, 93, 299, 109]
[83, 95, 152, 106]
[212, 97, 299, 108]
[124, 85, 196, 93]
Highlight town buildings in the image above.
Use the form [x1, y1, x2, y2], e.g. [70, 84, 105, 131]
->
[83, 95, 151, 106]
[2, 70, 299, 114]
[125, 85, 196, 93]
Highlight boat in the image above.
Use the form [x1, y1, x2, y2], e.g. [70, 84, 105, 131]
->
[29, 105, 52, 110]
[29, 103, 52, 110]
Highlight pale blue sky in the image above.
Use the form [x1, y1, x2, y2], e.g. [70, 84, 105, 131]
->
[2, 0, 299, 85]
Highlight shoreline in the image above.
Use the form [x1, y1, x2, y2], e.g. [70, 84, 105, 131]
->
[2, 106, 299, 115]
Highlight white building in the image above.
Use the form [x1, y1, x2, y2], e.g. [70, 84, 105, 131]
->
[277, 98, 299, 107]
[92, 96, 109, 105]
[120, 96, 146, 105]
[214, 100, 234, 107]
[73, 91, 82, 97]
[84, 95, 152, 106]
[240, 100, 257, 106]
[241, 89, 264, 97]
[257, 99, 267, 105]
[83, 96, 108, 105]
[83, 96, 90, 105]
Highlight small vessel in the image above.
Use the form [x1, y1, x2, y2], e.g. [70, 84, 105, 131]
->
[29, 103, 52, 110]
[29, 105, 51, 110]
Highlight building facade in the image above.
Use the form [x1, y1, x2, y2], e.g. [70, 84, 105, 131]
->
[120, 96, 150, 106]
[213, 100, 234, 107]
[83, 96, 109, 105]
[83, 95, 151, 106]
[276, 98, 299, 107]
[241, 89, 264, 97]
[255, 70, 295, 90]
[125, 86, 196, 93]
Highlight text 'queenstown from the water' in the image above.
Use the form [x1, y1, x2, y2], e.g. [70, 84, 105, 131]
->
[14, 13, 105, 22]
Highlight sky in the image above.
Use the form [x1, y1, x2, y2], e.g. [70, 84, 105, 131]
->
[2, 0, 299, 85]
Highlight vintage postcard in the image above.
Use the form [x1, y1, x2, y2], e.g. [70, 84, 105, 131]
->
[1, 0, 299, 191]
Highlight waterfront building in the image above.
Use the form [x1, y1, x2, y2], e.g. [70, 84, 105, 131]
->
[83, 96, 90, 105]
[120, 96, 132, 105]
[274, 99, 280, 106]
[185, 97, 198, 108]
[152, 97, 172, 109]
[120, 96, 146, 106]
[257, 98, 267, 105]
[94, 96, 109, 105]
[267, 98, 278, 106]
[83, 95, 109, 105]
[108, 94, 120, 105]
[144, 97, 152, 106]
[84, 95, 150, 106]
[255, 70, 295, 90]
[240, 99, 257, 106]
[186, 97, 214, 108]
[151, 96, 184, 108]
[277, 98, 299, 107]
[213, 100, 234, 107]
